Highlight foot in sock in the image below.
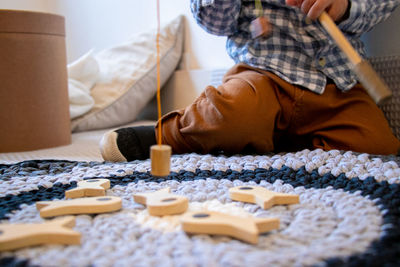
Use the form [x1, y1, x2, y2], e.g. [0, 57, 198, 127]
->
[100, 125, 156, 162]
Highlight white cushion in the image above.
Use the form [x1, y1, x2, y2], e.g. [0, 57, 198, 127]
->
[68, 49, 98, 119]
[71, 15, 184, 132]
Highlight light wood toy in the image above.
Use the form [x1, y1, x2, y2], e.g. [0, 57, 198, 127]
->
[0, 216, 80, 251]
[229, 186, 299, 209]
[181, 210, 279, 244]
[133, 187, 188, 216]
[319, 11, 391, 104]
[65, 178, 110, 199]
[250, 0, 271, 38]
[151, 144, 171, 177]
[250, 16, 271, 39]
[36, 196, 122, 218]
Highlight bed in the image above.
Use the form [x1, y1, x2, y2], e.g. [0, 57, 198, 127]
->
[1, 16, 400, 267]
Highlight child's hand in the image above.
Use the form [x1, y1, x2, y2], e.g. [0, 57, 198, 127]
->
[286, 0, 349, 22]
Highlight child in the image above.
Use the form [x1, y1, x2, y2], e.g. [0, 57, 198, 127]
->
[100, 0, 400, 162]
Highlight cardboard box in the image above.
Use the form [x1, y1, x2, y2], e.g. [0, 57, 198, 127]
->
[0, 10, 71, 152]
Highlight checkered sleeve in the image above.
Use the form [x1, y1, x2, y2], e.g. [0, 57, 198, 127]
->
[339, 0, 400, 35]
[190, 0, 242, 36]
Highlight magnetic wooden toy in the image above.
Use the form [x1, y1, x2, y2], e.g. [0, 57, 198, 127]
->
[0, 216, 80, 251]
[319, 11, 391, 104]
[181, 210, 279, 244]
[250, 16, 271, 39]
[250, 0, 271, 39]
[133, 187, 188, 216]
[150, 144, 171, 177]
[229, 186, 299, 209]
[65, 178, 110, 199]
[36, 196, 122, 218]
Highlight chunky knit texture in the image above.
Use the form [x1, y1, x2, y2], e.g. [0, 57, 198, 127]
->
[1, 149, 400, 266]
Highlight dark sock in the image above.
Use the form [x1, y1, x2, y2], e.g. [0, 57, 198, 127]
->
[115, 126, 156, 160]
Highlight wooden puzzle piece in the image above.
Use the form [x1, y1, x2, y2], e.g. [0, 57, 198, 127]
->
[181, 210, 279, 244]
[36, 196, 122, 218]
[0, 216, 80, 251]
[133, 187, 188, 216]
[65, 178, 110, 199]
[229, 186, 299, 209]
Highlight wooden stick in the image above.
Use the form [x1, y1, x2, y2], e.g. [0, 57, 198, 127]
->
[250, 17, 271, 39]
[319, 12, 392, 104]
[319, 12, 361, 65]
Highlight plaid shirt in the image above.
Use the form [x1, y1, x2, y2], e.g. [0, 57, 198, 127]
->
[191, 0, 399, 94]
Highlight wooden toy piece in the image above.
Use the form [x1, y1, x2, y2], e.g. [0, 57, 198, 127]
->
[319, 11, 391, 104]
[229, 186, 299, 209]
[151, 144, 171, 177]
[250, 16, 271, 39]
[181, 210, 279, 244]
[0, 216, 80, 251]
[65, 178, 110, 199]
[133, 187, 188, 216]
[36, 196, 122, 218]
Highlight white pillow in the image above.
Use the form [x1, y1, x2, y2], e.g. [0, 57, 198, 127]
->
[68, 49, 98, 119]
[71, 15, 184, 132]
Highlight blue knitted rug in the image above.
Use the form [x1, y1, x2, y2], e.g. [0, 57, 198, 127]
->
[0, 149, 399, 267]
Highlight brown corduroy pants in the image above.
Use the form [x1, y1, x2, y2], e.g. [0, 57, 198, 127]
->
[157, 63, 400, 155]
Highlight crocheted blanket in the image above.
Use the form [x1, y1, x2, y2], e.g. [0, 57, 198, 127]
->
[0, 149, 399, 267]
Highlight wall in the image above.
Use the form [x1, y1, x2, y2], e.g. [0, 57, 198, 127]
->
[54, 0, 234, 70]
[0, 0, 57, 13]
[362, 7, 400, 57]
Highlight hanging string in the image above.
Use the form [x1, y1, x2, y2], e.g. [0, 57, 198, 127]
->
[255, 0, 263, 17]
[156, 0, 162, 146]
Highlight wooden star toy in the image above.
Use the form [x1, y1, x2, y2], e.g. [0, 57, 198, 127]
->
[0, 216, 80, 251]
[36, 196, 122, 218]
[65, 178, 110, 199]
[181, 210, 279, 244]
[133, 187, 188, 216]
[229, 186, 299, 209]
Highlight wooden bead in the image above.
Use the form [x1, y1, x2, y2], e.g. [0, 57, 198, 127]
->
[250, 16, 271, 39]
[151, 144, 171, 177]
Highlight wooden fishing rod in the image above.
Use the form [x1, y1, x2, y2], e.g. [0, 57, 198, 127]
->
[319, 11, 392, 104]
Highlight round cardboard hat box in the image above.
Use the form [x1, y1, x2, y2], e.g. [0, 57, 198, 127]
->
[0, 10, 71, 152]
